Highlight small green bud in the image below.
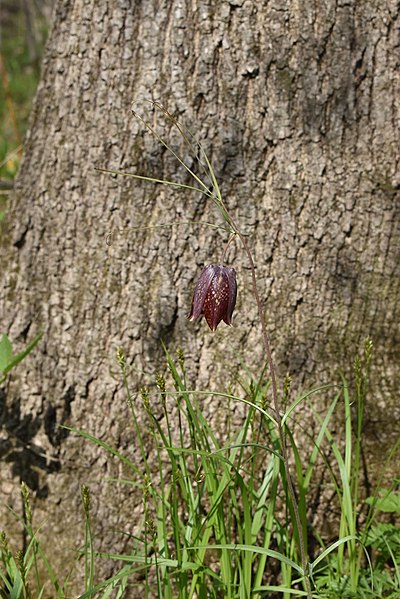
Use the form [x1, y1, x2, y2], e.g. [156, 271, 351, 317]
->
[282, 373, 292, 409]
[155, 373, 166, 394]
[81, 485, 91, 514]
[21, 482, 32, 524]
[127, 393, 133, 409]
[141, 386, 151, 416]
[354, 356, 362, 386]
[0, 531, 9, 554]
[143, 474, 152, 505]
[364, 337, 373, 368]
[15, 549, 26, 581]
[259, 397, 267, 412]
[283, 373, 292, 398]
[146, 516, 157, 545]
[116, 347, 126, 371]
[156, 374, 167, 410]
[177, 347, 185, 370]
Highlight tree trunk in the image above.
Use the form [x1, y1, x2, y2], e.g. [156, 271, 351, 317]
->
[1, 0, 399, 590]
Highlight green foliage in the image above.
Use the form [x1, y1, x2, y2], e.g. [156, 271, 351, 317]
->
[0, 332, 43, 384]
[0, 4, 48, 177]
[308, 341, 400, 598]
[0, 3, 49, 231]
[0, 341, 399, 597]
[0, 484, 67, 599]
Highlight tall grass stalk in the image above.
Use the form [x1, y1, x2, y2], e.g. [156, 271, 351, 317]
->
[81, 485, 94, 592]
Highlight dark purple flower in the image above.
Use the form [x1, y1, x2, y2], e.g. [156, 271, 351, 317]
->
[188, 264, 237, 331]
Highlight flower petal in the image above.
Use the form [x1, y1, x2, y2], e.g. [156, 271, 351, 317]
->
[203, 269, 230, 330]
[187, 264, 215, 321]
[222, 267, 237, 326]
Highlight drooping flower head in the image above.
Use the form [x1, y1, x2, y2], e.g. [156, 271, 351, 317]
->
[188, 264, 237, 331]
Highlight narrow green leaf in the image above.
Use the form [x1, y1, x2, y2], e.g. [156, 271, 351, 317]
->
[188, 544, 304, 575]
[0, 333, 13, 372]
[310, 535, 358, 569]
[281, 384, 338, 427]
[2, 332, 43, 375]
[94, 167, 211, 197]
[254, 587, 312, 596]
[62, 426, 141, 477]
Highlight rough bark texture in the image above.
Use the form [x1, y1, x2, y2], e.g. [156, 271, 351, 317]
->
[1, 0, 399, 590]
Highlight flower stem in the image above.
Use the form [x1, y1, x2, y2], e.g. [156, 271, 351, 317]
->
[221, 232, 236, 264]
[228, 216, 312, 598]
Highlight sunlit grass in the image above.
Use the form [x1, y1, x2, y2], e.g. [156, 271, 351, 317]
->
[1, 330, 399, 597]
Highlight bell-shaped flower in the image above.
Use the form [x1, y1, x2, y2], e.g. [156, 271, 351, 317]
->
[188, 264, 237, 331]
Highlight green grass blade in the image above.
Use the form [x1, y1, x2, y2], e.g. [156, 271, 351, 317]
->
[62, 426, 142, 477]
[310, 534, 358, 570]
[189, 544, 304, 575]
[94, 167, 212, 197]
[281, 384, 338, 427]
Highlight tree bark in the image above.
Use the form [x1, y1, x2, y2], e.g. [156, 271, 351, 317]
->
[1, 0, 399, 590]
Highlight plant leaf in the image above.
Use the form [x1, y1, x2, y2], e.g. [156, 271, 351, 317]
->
[366, 492, 400, 513]
[0, 333, 13, 372]
[1, 332, 43, 376]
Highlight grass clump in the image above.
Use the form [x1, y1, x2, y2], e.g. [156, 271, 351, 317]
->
[2, 341, 398, 598]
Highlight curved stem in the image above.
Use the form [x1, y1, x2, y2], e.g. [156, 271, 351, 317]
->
[221, 232, 236, 264]
[228, 215, 312, 598]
